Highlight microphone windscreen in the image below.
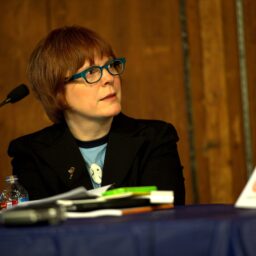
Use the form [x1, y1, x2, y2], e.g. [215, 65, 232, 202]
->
[7, 84, 30, 103]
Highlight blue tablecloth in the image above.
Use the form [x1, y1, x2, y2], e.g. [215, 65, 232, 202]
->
[0, 204, 256, 256]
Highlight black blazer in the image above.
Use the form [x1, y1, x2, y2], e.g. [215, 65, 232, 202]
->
[8, 113, 185, 205]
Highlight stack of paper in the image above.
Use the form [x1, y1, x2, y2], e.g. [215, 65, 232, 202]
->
[0, 186, 174, 224]
[58, 186, 174, 218]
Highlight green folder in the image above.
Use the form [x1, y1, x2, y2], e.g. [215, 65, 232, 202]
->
[103, 186, 157, 196]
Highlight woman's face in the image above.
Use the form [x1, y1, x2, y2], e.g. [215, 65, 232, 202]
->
[64, 55, 122, 123]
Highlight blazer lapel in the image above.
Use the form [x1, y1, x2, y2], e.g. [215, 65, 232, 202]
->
[102, 114, 145, 187]
[102, 132, 144, 186]
[36, 125, 93, 190]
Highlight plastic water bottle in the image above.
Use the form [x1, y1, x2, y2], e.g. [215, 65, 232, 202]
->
[0, 189, 12, 209]
[0, 175, 29, 209]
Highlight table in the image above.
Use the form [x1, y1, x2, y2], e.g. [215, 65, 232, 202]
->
[0, 204, 256, 256]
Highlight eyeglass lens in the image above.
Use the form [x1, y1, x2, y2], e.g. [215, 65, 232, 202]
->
[86, 59, 124, 83]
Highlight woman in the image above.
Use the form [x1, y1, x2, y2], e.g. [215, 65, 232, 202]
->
[8, 26, 185, 205]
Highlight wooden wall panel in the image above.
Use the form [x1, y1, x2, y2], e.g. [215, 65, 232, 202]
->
[185, 1, 209, 203]
[0, 0, 254, 205]
[200, 0, 234, 202]
[0, 1, 51, 190]
[186, 0, 247, 203]
[243, 0, 256, 168]
[221, 0, 247, 201]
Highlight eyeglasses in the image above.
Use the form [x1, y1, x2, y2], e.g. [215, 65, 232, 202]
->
[68, 57, 126, 84]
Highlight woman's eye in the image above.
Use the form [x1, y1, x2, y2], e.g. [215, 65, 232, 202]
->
[88, 68, 97, 74]
[88, 68, 98, 75]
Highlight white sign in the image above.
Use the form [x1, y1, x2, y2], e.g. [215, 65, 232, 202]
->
[235, 166, 256, 208]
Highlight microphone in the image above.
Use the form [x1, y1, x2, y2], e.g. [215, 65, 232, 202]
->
[0, 84, 30, 108]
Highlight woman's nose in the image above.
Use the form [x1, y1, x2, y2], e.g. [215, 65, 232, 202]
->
[100, 68, 114, 86]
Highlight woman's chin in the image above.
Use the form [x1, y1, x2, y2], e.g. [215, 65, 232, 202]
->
[103, 105, 121, 117]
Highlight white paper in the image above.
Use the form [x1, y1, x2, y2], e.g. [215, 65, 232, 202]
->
[149, 191, 174, 204]
[66, 209, 122, 218]
[88, 184, 113, 196]
[15, 184, 112, 208]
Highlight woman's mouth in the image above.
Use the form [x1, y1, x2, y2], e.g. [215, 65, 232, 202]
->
[100, 93, 116, 101]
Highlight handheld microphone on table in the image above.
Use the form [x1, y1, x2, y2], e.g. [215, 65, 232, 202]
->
[0, 84, 30, 108]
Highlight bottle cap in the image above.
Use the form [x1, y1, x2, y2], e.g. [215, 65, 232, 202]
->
[5, 175, 18, 183]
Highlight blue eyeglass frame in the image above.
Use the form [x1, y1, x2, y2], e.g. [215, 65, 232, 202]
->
[68, 57, 126, 84]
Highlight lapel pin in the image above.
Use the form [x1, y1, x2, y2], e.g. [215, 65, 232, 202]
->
[68, 167, 75, 180]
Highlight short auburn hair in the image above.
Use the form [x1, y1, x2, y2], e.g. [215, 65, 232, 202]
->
[27, 25, 115, 123]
